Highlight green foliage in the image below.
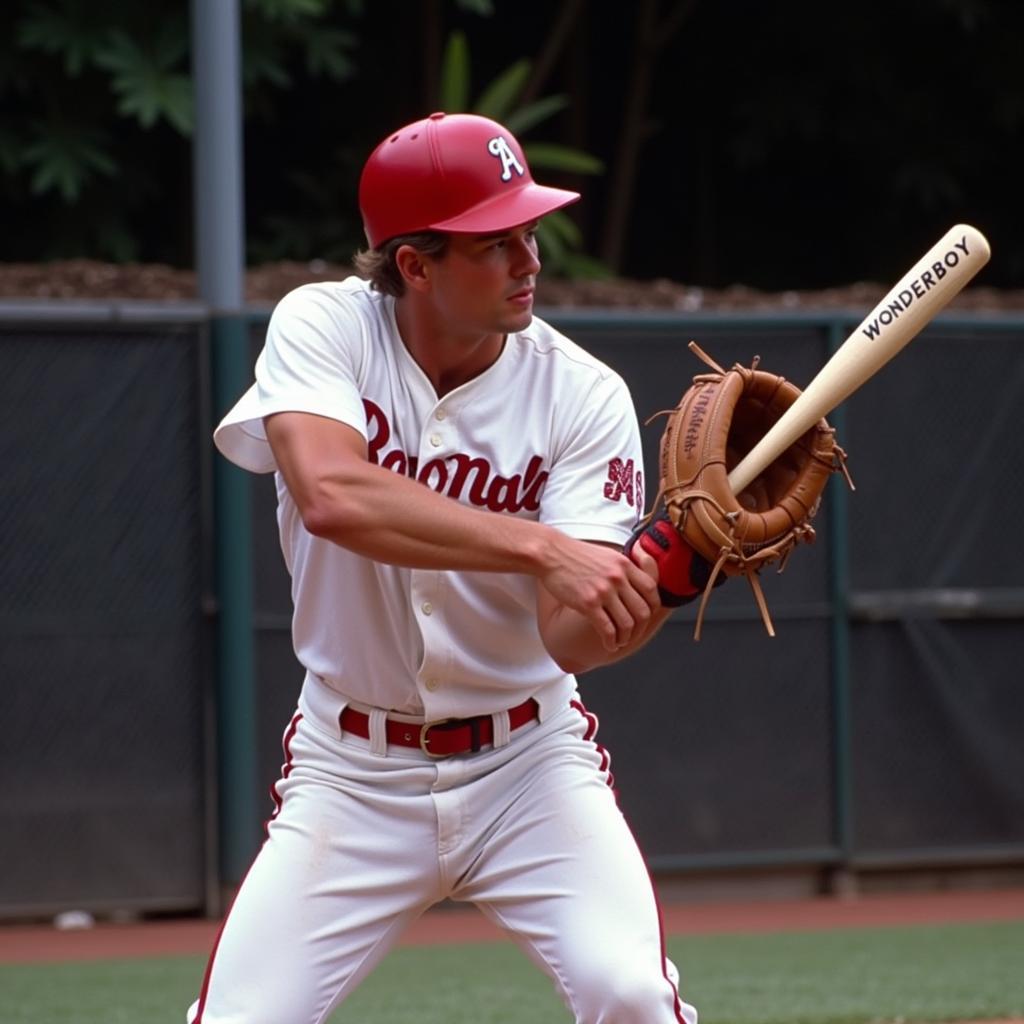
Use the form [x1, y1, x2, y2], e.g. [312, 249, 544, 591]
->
[501, 97, 569, 137]
[439, 31, 472, 112]
[248, 0, 333, 21]
[298, 26, 360, 78]
[521, 142, 602, 176]
[532, 210, 614, 281]
[472, 59, 531, 121]
[241, 1, 359, 91]
[23, 123, 117, 202]
[248, 0, 499, 266]
[249, 157, 363, 264]
[94, 21, 193, 133]
[437, 29, 607, 278]
[0, 0, 598, 271]
[0, 0, 363, 262]
[16, 1, 109, 76]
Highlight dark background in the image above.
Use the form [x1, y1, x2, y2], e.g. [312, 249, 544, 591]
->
[245, 0, 1024, 287]
[1, 0, 1020, 289]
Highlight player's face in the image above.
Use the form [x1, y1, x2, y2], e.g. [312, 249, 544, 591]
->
[427, 222, 542, 336]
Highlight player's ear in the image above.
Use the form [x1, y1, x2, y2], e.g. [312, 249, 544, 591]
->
[394, 244, 431, 293]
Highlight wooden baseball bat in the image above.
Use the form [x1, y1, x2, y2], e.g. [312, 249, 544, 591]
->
[727, 223, 991, 494]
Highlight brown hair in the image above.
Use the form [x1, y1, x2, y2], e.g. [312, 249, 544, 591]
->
[352, 231, 450, 298]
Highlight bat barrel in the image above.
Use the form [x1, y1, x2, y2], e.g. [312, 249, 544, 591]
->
[727, 224, 990, 494]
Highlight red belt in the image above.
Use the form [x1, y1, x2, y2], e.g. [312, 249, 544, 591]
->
[339, 698, 539, 758]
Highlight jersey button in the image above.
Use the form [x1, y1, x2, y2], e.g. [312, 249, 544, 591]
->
[425, 678, 440, 692]
[435, 409, 447, 421]
[421, 601, 433, 615]
[429, 434, 442, 447]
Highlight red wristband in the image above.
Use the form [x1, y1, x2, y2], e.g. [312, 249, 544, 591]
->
[639, 520, 700, 600]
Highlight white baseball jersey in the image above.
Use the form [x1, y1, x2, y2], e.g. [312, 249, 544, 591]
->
[214, 277, 645, 719]
[194, 277, 699, 1024]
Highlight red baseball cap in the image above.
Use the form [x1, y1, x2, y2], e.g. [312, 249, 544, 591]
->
[358, 112, 581, 248]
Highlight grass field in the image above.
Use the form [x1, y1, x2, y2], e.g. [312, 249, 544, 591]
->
[1, 920, 1022, 1024]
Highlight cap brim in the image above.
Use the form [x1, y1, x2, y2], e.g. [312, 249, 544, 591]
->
[429, 182, 580, 235]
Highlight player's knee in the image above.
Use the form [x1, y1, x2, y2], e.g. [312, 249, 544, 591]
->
[573, 963, 681, 1023]
[603, 971, 670, 1021]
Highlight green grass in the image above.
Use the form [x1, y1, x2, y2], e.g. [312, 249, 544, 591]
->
[674, 922, 1024, 1024]
[1, 921, 1021, 1024]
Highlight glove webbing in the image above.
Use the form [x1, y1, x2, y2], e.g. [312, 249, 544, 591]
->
[670, 486, 814, 641]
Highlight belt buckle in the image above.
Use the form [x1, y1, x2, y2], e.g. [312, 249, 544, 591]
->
[419, 718, 456, 758]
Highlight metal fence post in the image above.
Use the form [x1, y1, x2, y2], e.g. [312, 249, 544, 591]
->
[209, 317, 258, 890]
[191, 0, 259, 892]
[826, 318, 855, 892]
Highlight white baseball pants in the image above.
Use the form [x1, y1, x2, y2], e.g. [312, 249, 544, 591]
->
[188, 686, 697, 1024]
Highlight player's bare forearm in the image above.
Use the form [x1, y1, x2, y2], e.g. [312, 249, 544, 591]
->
[316, 456, 553, 570]
[538, 597, 673, 674]
[536, 539, 668, 670]
[266, 410, 558, 571]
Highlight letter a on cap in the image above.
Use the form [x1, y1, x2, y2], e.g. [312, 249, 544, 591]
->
[487, 136, 525, 182]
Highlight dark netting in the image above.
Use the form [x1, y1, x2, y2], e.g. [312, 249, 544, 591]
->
[846, 328, 1024, 589]
[582, 617, 834, 861]
[6, 312, 1019, 917]
[251, 453, 306, 812]
[2, 331, 205, 616]
[255, 630, 306, 812]
[252, 469, 294, 620]
[244, 322, 308, 826]
[237, 314, 1023, 876]
[0, 326, 208, 915]
[851, 619, 1024, 853]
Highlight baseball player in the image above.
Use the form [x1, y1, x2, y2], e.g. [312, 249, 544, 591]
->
[188, 111, 707, 1024]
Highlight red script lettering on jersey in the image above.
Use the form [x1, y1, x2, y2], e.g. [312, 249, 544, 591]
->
[364, 401, 641, 514]
[364, 399, 548, 513]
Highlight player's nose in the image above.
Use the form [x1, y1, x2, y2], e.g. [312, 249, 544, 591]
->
[510, 237, 541, 277]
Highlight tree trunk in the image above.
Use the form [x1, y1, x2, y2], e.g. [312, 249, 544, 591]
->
[600, 0, 696, 273]
[519, 0, 587, 108]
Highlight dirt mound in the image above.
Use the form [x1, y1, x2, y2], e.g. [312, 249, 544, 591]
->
[1, 259, 1021, 312]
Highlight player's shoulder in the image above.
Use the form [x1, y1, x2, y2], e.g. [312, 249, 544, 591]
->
[514, 314, 624, 387]
[271, 275, 382, 321]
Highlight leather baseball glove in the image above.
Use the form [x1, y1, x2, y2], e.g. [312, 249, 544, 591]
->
[629, 342, 851, 639]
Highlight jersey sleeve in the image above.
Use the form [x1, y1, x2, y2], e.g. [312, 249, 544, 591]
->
[539, 370, 645, 546]
[213, 284, 369, 473]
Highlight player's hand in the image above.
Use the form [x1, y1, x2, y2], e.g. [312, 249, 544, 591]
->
[626, 530, 661, 582]
[539, 536, 660, 651]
